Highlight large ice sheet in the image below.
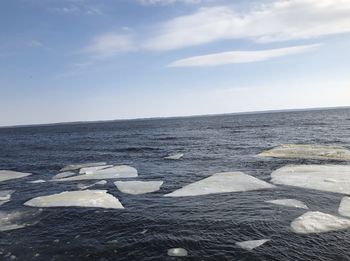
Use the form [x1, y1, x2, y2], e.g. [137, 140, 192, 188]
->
[24, 190, 124, 209]
[338, 197, 350, 218]
[54, 165, 137, 181]
[79, 165, 112, 174]
[259, 144, 350, 161]
[271, 165, 350, 195]
[164, 172, 274, 197]
[60, 162, 107, 172]
[266, 199, 308, 209]
[164, 153, 184, 160]
[236, 239, 270, 251]
[115, 181, 163, 195]
[52, 172, 76, 180]
[291, 211, 350, 234]
[0, 209, 42, 232]
[0, 170, 31, 183]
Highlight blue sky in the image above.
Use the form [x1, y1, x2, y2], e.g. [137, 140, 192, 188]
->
[0, 0, 349, 126]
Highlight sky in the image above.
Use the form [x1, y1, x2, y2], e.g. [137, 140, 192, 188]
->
[0, 0, 349, 126]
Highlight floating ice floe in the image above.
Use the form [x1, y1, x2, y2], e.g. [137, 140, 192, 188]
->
[271, 165, 350, 195]
[60, 162, 107, 172]
[236, 239, 270, 251]
[28, 179, 46, 184]
[54, 165, 138, 181]
[266, 199, 308, 209]
[52, 171, 76, 180]
[164, 172, 274, 197]
[0, 209, 42, 232]
[77, 180, 107, 190]
[291, 211, 350, 234]
[0, 170, 31, 183]
[164, 153, 184, 160]
[0, 190, 15, 206]
[259, 144, 350, 161]
[114, 181, 163, 195]
[79, 165, 113, 175]
[338, 197, 350, 218]
[167, 248, 188, 257]
[24, 190, 124, 209]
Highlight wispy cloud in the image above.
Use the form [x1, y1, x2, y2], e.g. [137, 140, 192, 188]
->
[139, 0, 201, 5]
[51, 5, 102, 15]
[28, 40, 43, 48]
[82, 33, 135, 59]
[168, 44, 321, 67]
[144, 0, 350, 50]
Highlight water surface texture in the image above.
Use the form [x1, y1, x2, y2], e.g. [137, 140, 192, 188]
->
[0, 108, 350, 260]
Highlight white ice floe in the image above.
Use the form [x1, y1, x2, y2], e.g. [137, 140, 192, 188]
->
[52, 172, 76, 180]
[114, 181, 163, 195]
[0, 170, 31, 183]
[0, 209, 42, 232]
[79, 165, 113, 175]
[28, 180, 46, 184]
[338, 197, 350, 218]
[164, 172, 274, 197]
[167, 248, 188, 257]
[0, 190, 15, 206]
[266, 199, 308, 209]
[24, 190, 124, 209]
[77, 180, 107, 190]
[271, 165, 350, 195]
[259, 144, 350, 161]
[164, 153, 184, 160]
[54, 165, 138, 181]
[291, 211, 350, 234]
[236, 239, 270, 251]
[60, 162, 107, 172]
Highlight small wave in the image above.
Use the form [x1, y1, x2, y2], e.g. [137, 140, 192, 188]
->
[112, 147, 160, 153]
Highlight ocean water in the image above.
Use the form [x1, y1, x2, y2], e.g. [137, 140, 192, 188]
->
[0, 108, 350, 261]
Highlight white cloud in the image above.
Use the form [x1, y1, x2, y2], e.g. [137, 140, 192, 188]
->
[82, 33, 135, 59]
[144, 0, 350, 50]
[139, 0, 201, 5]
[168, 44, 320, 67]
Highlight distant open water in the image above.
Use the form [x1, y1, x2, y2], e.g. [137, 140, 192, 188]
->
[0, 108, 350, 261]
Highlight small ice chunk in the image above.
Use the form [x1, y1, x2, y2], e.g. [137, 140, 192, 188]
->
[271, 165, 350, 195]
[24, 190, 124, 209]
[77, 180, 108, 190]
[28, 180, 46, 184]
[236, 239, 270, 251]
[167, 248, 188, 257]
[259, 144, 350, 161]
[0, 200, 9, 206]
[0, 170, 31, 183]
[164, 172, 274, 197]
[79, 165, 113, 175]
[55, 165, 138, 181]
[60, 162, 107, 172]
[0, 209, 42, 232]
[164, 153, 184, 160]
[52, 172, 75, 180]
[266, 199, 308, 209]
[0, 190, 15, 201]
[291, 211, 350, 234]
[114, 181, 163, 195]
[338, 197, 350, 218]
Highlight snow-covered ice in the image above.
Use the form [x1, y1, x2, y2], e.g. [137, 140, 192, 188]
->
[338, 197, 350, 218]
[167, 248, 188, 257]
[291, 211, 350, 234]
[164, 172, 274, 197]
[0, 170, 31, 183]
[271, 165, 350, 195]
[53, 165, 138, 181]
[164, 153, 184, 160]
[60, 162, 107, 172]
[28, 180, 46, 184]
[0, 209, 42, 232]
[114, 181, 163, 195]
[24, 190, 124, 209]
[259, 144, 350, 161]
[236, 239, 270, 251]
[0, 190, 15, 206]
[266, 199, 308, 209]
[52, 172, 76, 180]
[77, 180, 107, 190]
[79, 165, 113, 174]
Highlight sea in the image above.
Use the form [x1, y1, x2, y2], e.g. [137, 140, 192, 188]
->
[0, 107, 350, 261]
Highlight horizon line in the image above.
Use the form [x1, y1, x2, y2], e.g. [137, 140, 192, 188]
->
[1, 105, 349, 129]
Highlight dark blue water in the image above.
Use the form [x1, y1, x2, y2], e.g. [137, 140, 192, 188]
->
[0, 108, 350, 261]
